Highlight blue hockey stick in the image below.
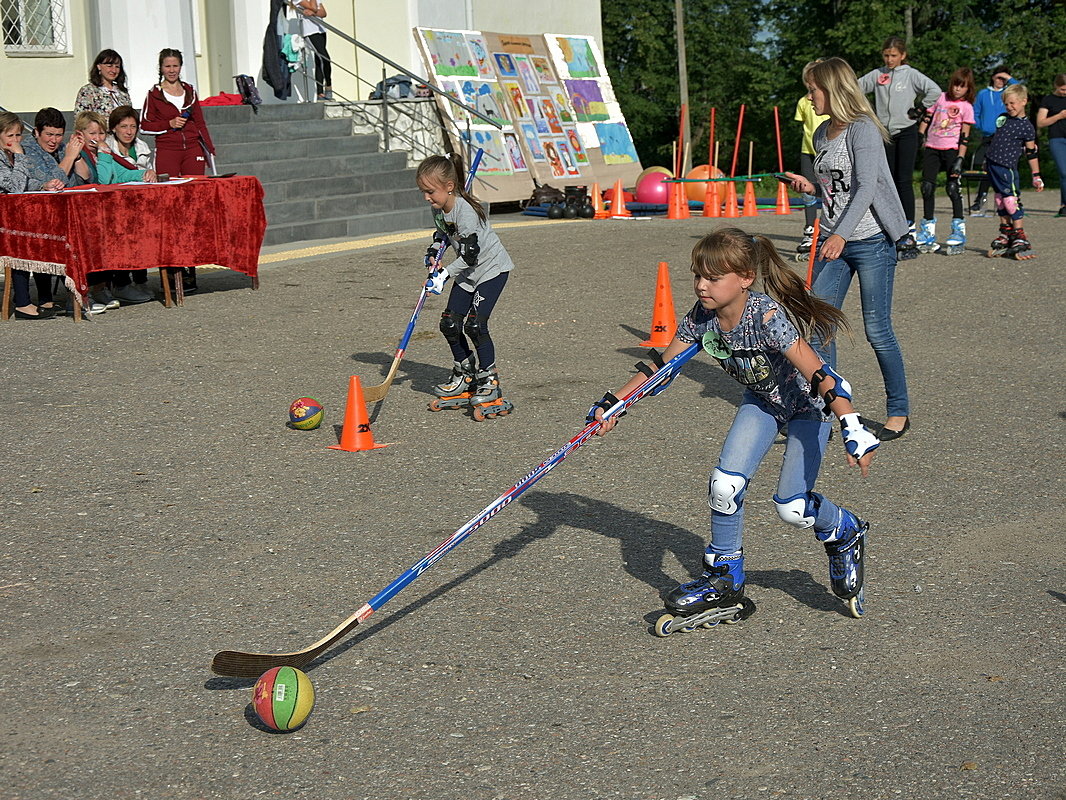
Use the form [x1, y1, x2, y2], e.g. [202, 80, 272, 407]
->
[362, 148, 484, 402]
[211, 342, 700, 677]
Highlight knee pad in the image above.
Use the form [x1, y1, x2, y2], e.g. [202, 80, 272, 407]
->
[439, 310, 462, 345]
[774, 491, 824, 529]
[946, 178, 962, 201]
[463, 311, 487, 348]
[1001, 195, 1021, 219]
[920, 179, 936, 200]
[708, 468, 748, 516]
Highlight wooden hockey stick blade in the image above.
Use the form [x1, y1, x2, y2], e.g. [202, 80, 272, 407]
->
[210, 604, 371, 677]
[361, 356, 401, 402]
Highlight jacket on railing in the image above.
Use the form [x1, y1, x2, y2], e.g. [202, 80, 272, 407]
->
[263, 0, 292, 100]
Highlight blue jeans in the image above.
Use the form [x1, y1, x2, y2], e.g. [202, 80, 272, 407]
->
[811, 233, 910, 418]
[1049, 136, 1066, 207]
[708, 399, 842, 555]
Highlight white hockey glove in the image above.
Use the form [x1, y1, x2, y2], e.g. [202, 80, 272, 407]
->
[425, 268, 450, 295]
[840, 413, 880, 460]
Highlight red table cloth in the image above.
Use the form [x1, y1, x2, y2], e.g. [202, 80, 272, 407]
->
[0, 176, 266, 294]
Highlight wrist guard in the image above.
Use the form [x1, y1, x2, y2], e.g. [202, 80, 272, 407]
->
[809, 364, 853, 406]
[907, 106, 925, 121]
[457, 233, 480, 267]
[840, 413, 880, 460]
[586, 392, 623, 424]
[425, 268, 449, 295]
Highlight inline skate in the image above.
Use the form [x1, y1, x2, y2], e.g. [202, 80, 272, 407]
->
[987, 222, 1013, 258]
[793, 224, 815, 263]
[896, 224, 920, 261]
[915, 218, 940, 253]
[428, 362, 514, 420]
[817, 508, 868, 618]
[1006, 227, 1035, 260]
[943, 218, 966, 256]
[654, 552, 756, 637]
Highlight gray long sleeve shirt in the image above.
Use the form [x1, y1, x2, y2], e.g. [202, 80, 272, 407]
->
[858, 64, 941, 136]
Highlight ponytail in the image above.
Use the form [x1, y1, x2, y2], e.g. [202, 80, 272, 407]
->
[416, 152, 487, 223]
[752, 235, 849, 345]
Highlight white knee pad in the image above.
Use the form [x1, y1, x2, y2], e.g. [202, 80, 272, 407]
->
[708, 468, 748, 515]
[774, 492, 819, 529]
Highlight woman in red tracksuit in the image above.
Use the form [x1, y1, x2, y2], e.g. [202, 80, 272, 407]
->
[140, 48, 215, 177]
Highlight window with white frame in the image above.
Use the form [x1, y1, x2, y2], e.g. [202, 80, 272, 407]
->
[1, 0, 70, 55]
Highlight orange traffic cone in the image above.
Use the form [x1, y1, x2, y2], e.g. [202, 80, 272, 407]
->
[328, 376, 390, 452]
[639, 261, 677, 347]
[742, 180, 759, 217]
[702, 178, 721, 218]
[775, 180, 791, 215]
[677, 182, 690, 218]
[591, 182, 608, 219]
[666, 182, 684, 220]
[609, 179, 632, 218]
[723, 181, 740, 217]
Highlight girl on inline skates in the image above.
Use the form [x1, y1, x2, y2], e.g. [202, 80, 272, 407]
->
[416, 153, 515, 420]
[588, 227, 879, 634]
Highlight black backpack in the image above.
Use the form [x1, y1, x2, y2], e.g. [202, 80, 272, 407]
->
[235, 75, 263, 113]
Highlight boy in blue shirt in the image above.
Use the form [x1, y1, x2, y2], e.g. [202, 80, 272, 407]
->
[985, 84, 1044, 259]
[969, 66, 1018, 214]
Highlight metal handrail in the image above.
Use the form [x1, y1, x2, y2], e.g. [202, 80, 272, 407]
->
[282, 1, 500, 129]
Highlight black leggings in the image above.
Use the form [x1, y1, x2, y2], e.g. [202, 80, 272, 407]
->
[12, 270, 53, 308]
[921, 148, 963, 219]
[442, 272, 509, 368]
[884, 123, 919, 222]
[306, 32, 332, 94]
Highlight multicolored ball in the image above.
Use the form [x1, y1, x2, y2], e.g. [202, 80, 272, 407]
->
[288, 397, 323, 430]
[252, 666, 315, 731]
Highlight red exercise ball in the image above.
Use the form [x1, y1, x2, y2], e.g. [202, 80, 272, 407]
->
[635, 171, 672, 204]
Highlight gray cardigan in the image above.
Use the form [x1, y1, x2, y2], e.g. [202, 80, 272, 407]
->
[812, 116, 909, 243]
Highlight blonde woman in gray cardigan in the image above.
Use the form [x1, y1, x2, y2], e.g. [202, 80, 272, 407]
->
[859, 36, 941, 246]
[783, 57, 912, 442]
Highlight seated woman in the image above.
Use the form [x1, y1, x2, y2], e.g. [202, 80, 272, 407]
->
[22, 107, 88, 189]
[102, 106, 158, 304]
[0, 111, 65, 319]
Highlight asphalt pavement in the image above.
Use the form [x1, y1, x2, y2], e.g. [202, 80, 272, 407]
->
[3, 190, 1064, 800]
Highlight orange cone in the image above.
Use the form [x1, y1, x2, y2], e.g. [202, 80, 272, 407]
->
[666, 182, 683, 220]
[702, 178, 721, 218]
[677, 182, 690, 218]
[639, 261, 677, 347]
[609, 179, 632, 218]
[591, 182, 608, 219]
[723, 181, 740, 217]
[328, 376, 390, 452]
[775, 180, 791, 215]
[742, 180, 759, 217]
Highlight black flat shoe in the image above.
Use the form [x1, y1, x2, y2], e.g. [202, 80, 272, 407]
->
[14, 308, 51, 320]
[877, 418, 910, 441]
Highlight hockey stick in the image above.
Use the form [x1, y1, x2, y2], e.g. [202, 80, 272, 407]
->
[361, 148, 485, 402]
[211, 342, 700, 677]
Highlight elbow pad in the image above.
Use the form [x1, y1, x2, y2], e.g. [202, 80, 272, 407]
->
[957, 132, 969, 148]
[809, 364, 853, 406]
[1025, 143, 1039, 159]
[457, 233, 480, 267]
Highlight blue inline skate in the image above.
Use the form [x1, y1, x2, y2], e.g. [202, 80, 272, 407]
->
[944, 218, 966, 256]
[816, 508, 868, 618]
[654, 552, 756, 637]
[915, 218, 940, 253]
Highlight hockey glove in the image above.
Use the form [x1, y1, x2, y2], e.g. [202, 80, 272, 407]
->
[586, 392, 624, 425]
[840, 413, 880, 461]
[425, 268, 450, 295]
[949, 157, 964, 180]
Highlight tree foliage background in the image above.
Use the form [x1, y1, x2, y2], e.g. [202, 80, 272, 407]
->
[602, 0, 1066, 182]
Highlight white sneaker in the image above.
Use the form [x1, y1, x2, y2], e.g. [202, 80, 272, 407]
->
[95, 288, 120, 310]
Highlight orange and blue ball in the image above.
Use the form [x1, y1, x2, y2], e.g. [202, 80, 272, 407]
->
[252, 666, 315, 731]
[288, 397, 323, 430]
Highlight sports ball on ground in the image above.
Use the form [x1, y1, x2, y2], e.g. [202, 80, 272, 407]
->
[635, 170, 673, 204]
[685, 164, 726, 202]
[252, 666, 315, 731]
[288, 397, 323, 430]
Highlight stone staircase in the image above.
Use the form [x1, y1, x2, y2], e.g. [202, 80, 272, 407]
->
[203, 103, 429, 247]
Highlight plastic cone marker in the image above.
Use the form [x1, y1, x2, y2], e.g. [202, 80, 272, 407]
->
[723, 181, 740, 218]
[329, 376, 390, 451]
[775, 180, 791, 215]
[609, 179, 632, 218]
[702, 178, 721, 218]
[742, 180, 759, 217]
[640, 261, 677, 347]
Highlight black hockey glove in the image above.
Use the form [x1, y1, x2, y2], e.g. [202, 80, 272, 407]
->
[586, 392, 624, 425]
[949, 156, 963, 179]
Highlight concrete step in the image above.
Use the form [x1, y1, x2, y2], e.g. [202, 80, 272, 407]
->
[263, 187, 424, 224]
[263, 168, 417, 203]
[219, 151, 409, 182]
[202, 102, 324, 125]
[208, 117, 355, 144]
[214, 134, 378, 163]
[263, 206, 432, 247]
